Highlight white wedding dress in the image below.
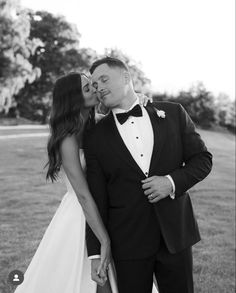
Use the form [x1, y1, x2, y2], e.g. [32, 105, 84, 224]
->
[14, 149, 158, 293]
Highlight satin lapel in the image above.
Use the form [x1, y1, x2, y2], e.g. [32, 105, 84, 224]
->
[103, 112, 145, 177]
[145, 105, 168, 175]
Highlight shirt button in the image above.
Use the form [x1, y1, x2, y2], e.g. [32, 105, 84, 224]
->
[131, 121, 134, 124]
[136, 137, 139, 139]
[145, 172, 148, 176]
[141, 154, 143, 157]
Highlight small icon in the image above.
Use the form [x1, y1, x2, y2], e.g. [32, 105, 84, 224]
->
[8, 270, 24, 285]
[13, 274, 20, 282]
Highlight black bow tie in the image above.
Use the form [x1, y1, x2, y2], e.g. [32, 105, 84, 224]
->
[116, 104, 143, 125]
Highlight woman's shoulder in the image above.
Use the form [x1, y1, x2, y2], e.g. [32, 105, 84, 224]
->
[60, 135, 80, 155]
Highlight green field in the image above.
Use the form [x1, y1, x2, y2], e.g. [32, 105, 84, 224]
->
[0, 129, 235, 292]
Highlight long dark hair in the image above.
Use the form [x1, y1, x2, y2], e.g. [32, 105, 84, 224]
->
[46, 72, 89, 182]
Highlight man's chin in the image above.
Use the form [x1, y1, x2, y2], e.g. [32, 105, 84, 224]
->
[102, 101, 112, 108]
[99, 98, 108, 107]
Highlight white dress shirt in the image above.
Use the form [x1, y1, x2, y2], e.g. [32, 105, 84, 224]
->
[113, 99, 154, 177]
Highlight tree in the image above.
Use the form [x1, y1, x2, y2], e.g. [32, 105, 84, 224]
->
[15, 10, 93, 123]
[152, 82, 216, 128]
[78, 47, 99, 69]
[215, 93, 236, 132]
[185, 83, 216, 127]
[0, 0, 42, 114]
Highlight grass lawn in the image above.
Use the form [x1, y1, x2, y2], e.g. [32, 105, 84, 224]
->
[0, 129, 235, 292]
[0, 129, 48, 136]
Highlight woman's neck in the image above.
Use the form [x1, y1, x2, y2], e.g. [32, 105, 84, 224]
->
[81, 108, 91, 122]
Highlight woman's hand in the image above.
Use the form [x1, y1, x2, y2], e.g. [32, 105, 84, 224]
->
[96, 103, 109, 115]
[98, 239, 111, 277]
[95, 103, 110, 123]
[137, 93, 153, 107]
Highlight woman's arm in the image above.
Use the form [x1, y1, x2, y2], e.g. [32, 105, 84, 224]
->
[60, 135, 110, 279]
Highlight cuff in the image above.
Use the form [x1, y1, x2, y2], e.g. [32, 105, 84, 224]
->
[88, 255, 101, 260]
[165, 175, 176, 199]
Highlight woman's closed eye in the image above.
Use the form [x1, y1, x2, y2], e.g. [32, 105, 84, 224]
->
[83, 84, 90, 92]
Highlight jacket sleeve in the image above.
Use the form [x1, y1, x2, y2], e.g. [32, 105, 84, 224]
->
[169, 103, 213, 197]
[83, 129, 109, 257]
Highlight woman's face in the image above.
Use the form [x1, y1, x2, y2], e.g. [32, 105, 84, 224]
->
[81, 75, 99, 108]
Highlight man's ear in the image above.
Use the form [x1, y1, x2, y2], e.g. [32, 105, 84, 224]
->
[123, 71, 131, 85]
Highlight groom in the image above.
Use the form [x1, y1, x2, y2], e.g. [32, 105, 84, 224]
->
[84, 57, 212, 293]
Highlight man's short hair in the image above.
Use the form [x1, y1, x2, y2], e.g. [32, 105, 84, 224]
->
[90, 56, 129, 74]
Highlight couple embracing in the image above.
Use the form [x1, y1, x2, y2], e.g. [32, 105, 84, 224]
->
[14, 57, 212, 293]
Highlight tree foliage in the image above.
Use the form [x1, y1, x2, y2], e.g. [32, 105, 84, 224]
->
[214, 93, 235, 132]
[153, 83, 235, 132]
[153, 82, 216, 128]
[0, 0, 42, 113]
[14, 10, 92, 123]
[1, 2, 234, 131]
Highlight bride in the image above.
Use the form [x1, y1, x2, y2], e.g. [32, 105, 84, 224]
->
[14, 72, 158, 293]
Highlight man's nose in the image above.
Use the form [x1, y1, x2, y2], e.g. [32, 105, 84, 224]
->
[97, 83, 105, 93]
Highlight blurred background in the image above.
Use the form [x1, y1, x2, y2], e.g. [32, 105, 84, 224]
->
[0, 0, 235, 292]
[0, 0, 235, 127]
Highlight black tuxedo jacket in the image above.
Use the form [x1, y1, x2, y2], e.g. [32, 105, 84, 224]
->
[84, 102, 212, 260]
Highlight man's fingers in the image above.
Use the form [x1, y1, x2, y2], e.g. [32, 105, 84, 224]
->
[92, 274, 102, 284]
[148, 192, 157, 199]
[92, 272, 106, 286]
[144, 188, 153, 195]
[149, 195, 163, 203]
[142, 182, 153, 189]
[141, 176, 156, 183]
[98, 268, 107, 279]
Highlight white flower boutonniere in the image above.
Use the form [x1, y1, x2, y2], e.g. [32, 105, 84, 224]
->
[156, 109, 166, 119]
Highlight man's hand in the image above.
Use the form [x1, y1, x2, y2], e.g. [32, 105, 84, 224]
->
[141, 176, 173, 203]
[91, 259, 108, 286]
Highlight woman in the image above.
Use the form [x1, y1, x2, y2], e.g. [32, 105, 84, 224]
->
[14, 72, 157, 293]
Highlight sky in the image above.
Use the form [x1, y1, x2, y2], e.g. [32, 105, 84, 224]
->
[21, 0, 235, 100]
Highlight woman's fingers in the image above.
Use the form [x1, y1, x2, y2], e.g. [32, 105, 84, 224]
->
[97, 262, 108, 284]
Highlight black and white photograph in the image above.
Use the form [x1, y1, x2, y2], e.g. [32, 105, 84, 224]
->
[0, 0, 235, 292]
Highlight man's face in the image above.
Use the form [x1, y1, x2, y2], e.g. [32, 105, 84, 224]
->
[91, 64, 126, 109]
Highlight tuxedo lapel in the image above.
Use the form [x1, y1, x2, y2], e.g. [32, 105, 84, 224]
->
[145, 105, 168, 175]
[103, 112, 145, 177]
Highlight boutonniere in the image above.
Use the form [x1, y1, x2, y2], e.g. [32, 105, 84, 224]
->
[155, 109, 166, 119]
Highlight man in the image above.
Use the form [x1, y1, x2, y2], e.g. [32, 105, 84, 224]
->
[84, 57, 212, 293]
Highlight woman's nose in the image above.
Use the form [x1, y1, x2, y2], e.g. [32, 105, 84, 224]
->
[91, 86, 97, 93]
